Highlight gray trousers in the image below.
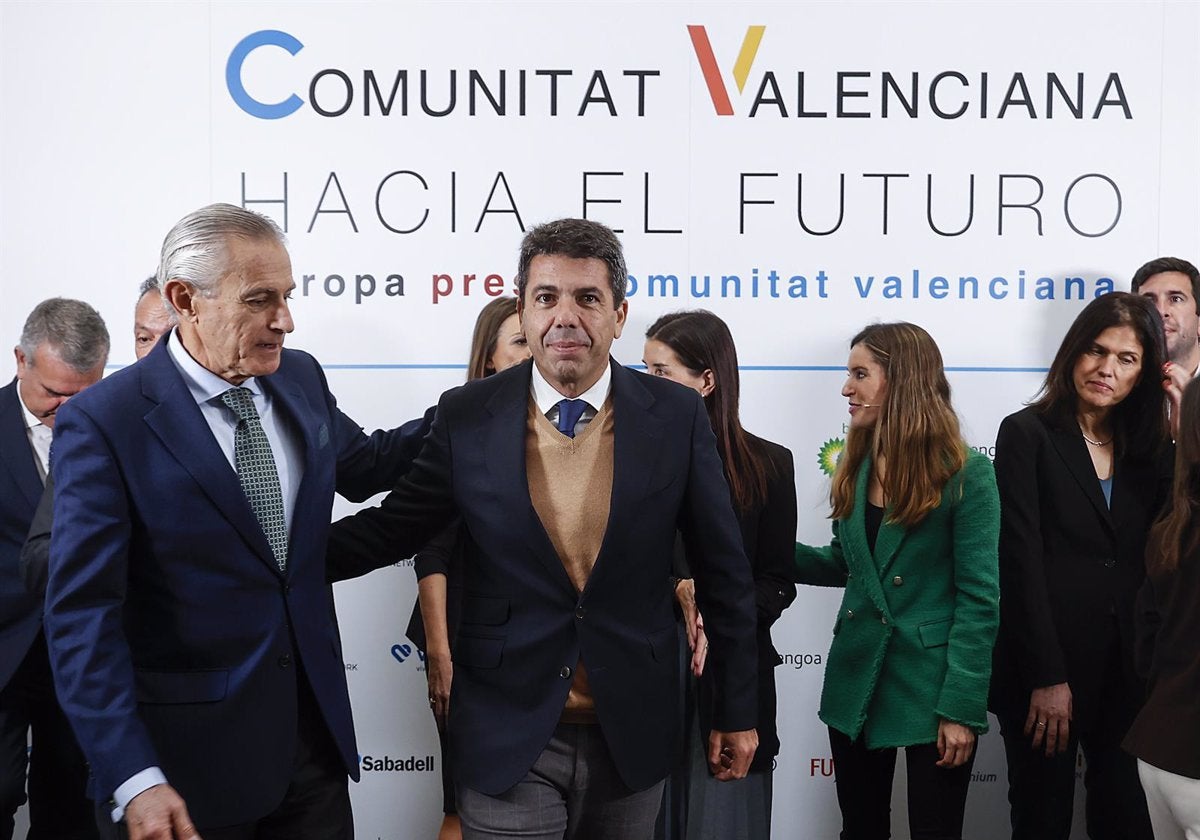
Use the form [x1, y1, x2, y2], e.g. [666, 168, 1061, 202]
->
[457, 723, 666, 840]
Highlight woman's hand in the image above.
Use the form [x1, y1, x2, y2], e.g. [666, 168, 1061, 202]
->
[935, 719, 976, 768]
[1164, 362, 1186, 439]
[426, 649, 453, 730]
[1025, 682, 1072, 756]
[674, 578, 709, 676]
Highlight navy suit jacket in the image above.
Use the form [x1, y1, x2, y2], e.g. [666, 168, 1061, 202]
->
[0, 379, 45, 690]
[44, 338, 422, 826]
[327, 359, 759, 795]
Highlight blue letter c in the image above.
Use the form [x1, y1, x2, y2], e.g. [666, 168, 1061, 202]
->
[226, 30, 304, 119]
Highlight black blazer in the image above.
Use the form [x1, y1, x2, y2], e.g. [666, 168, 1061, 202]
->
[695, 434, 796, 772]
[326, 359, 759, 795]
[989, 405, 1170, 728]
[0, 379, 45, 691]
[1124, 541, 1200, 779]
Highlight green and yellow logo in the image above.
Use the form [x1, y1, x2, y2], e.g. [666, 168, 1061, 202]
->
[817, 438, 844, 477]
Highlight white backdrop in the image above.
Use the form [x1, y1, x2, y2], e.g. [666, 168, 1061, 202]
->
[2, 2, 1199, 837]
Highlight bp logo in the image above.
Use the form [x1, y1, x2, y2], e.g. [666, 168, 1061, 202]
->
[817, 438, 844, 476]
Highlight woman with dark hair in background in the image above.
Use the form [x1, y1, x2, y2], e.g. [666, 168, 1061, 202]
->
[1124, 377, 1200, 840]
[405, 296, 528, 840]
[990, 292, 1170, 840]
[793, 321, 1000, 840]
[643, 309, 797, 840]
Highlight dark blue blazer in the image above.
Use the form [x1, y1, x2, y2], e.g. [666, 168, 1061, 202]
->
[44, 338, 421, 827]
[0, 379, 45, 690]
[327, 359, 759, 795]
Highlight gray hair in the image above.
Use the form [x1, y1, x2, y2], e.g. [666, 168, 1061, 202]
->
[19, 298, 110, 373]
[137, 274, 159, 301]
[136, 274, 179, 327]
[156, 203, 285, 298]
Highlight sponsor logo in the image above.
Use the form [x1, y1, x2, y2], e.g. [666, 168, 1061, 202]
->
[780, 651, 824, 670]
[817, 438, 844, 477]
[361, 753, 436, 772]
[390, 642, 427, 670]
[809, 757, 835, 777]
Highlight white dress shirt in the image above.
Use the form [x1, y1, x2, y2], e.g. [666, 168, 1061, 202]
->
[530, 359, 613, 435]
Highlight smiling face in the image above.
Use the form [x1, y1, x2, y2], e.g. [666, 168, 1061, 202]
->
[842, 342, 888, 430]
[487, 312, 531, 374]
[642, 338, 714, 397]
[167, 236, 295, 384]
[1072, 324, 1144, 413]
[1137, 271, 1199, 366]
[14, 344, 104, 429]
[518, 254, 627, 396]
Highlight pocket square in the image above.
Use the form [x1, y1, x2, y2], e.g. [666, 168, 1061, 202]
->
[318, 423, 329, 448]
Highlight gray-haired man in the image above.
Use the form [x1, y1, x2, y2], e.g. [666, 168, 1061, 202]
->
[0, 298, 109, 840]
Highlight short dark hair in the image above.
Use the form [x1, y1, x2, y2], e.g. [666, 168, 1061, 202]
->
[515, 218, 627, 309]
[1033, 292, 1167, 459]
[1131, 257, 1200, 311]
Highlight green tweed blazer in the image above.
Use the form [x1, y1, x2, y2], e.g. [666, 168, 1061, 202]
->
[795, 448, 1000, 748]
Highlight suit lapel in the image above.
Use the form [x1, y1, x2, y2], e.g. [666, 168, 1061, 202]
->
[139, 344, 278, 570]
[840, 455, 892, 616]
[0, 381, 44, 507]
[483, 362, 577, 598]
[586, 361, 663, 594]
[1046, 420, 1114, 532]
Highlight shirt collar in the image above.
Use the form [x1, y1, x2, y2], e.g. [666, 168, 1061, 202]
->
[165, 328, 264, 405]
[530, 359, 612, 415]
[17, 387, 43, 432]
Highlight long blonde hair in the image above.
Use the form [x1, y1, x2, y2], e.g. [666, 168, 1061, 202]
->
[830, 322, 965, 528]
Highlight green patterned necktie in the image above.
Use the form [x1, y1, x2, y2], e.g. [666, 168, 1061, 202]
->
[220, 387, 288, 571]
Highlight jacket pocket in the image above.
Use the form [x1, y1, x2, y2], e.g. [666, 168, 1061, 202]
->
[134, 668, 229, 705]
[917, 618, 953, 648]
[647, 625, 677, 663]
[455, 634, 504, 669]
[461, 595, 510, 626]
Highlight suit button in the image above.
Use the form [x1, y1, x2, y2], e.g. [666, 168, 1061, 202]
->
[575, 607, 586, 619]
[846, 609, 855, 619]
[893, 576, 903, 586]
[1102, 558, 1115, 568]
[278, 654, 292, 669]
[559, 666, 572, 679]
[880, 616, 888, 625]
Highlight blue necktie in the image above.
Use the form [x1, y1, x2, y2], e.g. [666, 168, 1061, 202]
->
[555, 399, 588, 439]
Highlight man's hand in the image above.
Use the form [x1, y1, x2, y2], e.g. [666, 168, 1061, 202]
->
[124, 784, 200, 840]
[1164, 362, 1187, 439]
[1025, 682, 1073, 757]
[707, 728, 758, 781]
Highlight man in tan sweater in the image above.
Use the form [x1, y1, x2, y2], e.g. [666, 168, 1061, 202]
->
[328, 218, 759, 840]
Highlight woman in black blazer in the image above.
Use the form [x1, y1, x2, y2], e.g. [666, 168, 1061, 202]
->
[1124, 378, 1200, 839]
[991, 293, 1171, 840]
[644, 310, 797, 840]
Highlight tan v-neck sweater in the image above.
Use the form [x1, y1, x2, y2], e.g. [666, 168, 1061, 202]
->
[526, 396, 614, 720]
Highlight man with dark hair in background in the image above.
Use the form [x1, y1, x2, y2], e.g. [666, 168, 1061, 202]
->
[1132, 256, 1200, 391]
[0, 298, 109, 840]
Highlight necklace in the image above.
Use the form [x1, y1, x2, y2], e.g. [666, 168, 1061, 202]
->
[1079, 429, 1111, 446]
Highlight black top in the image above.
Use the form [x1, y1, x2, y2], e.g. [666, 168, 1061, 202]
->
[864, 501, 884, 556]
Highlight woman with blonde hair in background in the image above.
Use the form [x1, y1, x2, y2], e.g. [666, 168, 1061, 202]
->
[794, 322, 1000, 840]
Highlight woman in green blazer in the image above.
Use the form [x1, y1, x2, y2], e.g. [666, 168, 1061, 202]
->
[794, 322, 1000, 840]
